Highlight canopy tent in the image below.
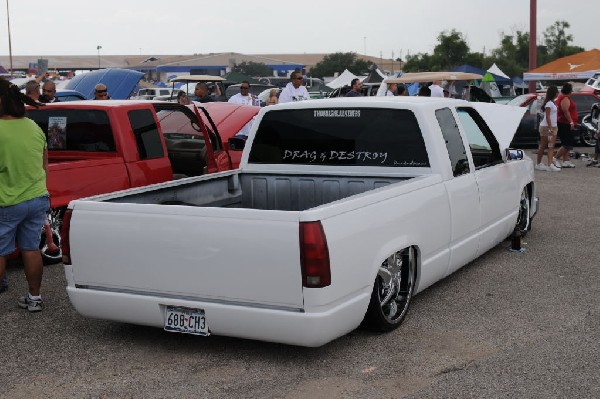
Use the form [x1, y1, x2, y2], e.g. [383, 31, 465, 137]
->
[480, 72, 502, 97]
[450, 64, 512, 86]
[487, 63, 510, 79]
[326, 69, 359, 89]
[384, 71, 483, 83]
[362, 65, 387, 84]
[524, 49, 600, 81]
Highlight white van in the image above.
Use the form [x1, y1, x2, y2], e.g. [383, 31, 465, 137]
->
[133, 88, 174, 100]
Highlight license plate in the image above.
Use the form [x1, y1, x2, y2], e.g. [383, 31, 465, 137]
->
[164, 306, 210, 336]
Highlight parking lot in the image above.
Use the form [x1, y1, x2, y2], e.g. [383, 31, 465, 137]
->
[1, 148, 598, 399]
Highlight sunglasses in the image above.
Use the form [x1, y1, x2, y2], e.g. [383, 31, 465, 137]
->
[95, 89, 107, 94]
[240, 86, 250, 90]
[43, 89, 55, 93]
[294, 77, 303, 80]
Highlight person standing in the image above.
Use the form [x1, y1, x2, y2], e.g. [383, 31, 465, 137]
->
[429, 80, 444, 97]
[228, 81, 255, 105]
[535, 85, 560, 172]
[24, 80, 42, 103]
[397, 84, 408, 96]
[278, 71, 310, 103]
[385, 83, 398, 96]
[0, 79, 49, 312]
[39, 80, 60, 103]
[266, 88, 279, 106]
[553, 83, 577, 168]
[93, 83, 110, 100]
[345, 78, 363, 97]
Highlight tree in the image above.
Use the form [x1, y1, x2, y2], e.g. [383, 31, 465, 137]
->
[431, 29, 470, 70]
[309, 52, 372, 79]
[489, 30, 531, 77]
[233, 61, 272, 77]
[542, 20, 584, 59]
[403, 53, 434, 72]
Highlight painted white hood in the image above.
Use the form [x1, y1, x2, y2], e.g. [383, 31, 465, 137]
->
[469, 102, 527, 151]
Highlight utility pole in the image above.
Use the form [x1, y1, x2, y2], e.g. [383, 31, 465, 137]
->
[97, 45, 102, 69]
[529, 0, 537, 93]
[6, 0, 13, 76]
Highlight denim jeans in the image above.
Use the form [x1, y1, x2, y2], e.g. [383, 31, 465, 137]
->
[0, 194, 50, 256]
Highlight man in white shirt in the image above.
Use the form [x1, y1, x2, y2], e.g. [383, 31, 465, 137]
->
[385, 83, 398, 96]
[429, 80, 444, 97]
[228, 81, 256, 105]
[278, 71, 310, 103]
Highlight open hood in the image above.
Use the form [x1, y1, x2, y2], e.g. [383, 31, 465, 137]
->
[469, 102, 526, 151]
[65, 68, 143, 99]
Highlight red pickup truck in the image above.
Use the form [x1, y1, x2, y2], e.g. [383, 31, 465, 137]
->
[18, 100, 239, 264]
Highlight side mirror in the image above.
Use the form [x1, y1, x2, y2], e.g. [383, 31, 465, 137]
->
[506, 148, 524, 160]
[228, 137, 246, 151]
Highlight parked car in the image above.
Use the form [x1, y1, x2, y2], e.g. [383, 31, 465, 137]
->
[507, 91, 600, 148]
[54, 90, 86, 102]
[132, 87, 175, 100]
[225, 83, 275, 101]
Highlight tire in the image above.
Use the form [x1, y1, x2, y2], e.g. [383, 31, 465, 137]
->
[40, 208, 63, 265]
[579, 125, 597, 147]
[515, 188, 531, 237]
[363, 247, 416, 332]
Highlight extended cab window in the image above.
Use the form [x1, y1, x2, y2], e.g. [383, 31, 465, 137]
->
[249, 108, 429, 167]
[128, 109, 165, 160]
[28, 109, 115, 152]
[456, 108, 502, 169]
[435, 108, 470, 176]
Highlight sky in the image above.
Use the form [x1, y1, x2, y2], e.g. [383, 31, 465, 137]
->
[0, 0, 597, 59]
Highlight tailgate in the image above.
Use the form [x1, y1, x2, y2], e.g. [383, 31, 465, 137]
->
[68, 202, 304, 309]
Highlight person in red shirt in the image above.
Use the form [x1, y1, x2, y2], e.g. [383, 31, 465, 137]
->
[553, 83, 578, 168]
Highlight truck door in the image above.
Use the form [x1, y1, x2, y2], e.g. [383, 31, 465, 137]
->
[456, 107, 519, 254]
[435, 108, 481, 276]
[192, 105, 233, 172]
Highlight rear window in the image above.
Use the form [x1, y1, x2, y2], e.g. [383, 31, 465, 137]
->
[27, 109, 115, 152]
[249, 108, 429, 167]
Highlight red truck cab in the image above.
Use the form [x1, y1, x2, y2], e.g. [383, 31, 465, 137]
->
[16, 100, 234, 264]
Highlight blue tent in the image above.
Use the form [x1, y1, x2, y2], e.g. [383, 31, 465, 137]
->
[451, 64, 512, 86]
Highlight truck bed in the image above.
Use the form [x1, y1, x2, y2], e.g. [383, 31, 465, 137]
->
[105, 172, 413, 211]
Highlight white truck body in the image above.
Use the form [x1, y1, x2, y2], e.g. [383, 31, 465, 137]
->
[64, 97, 537, 347]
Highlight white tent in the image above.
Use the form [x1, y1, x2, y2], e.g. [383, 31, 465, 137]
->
[487, 63, 510, 79]
[326, 69, 359, 89]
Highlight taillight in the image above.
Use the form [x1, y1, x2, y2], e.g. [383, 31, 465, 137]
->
[61, 209, 72, 265]
[299, 221, 331, 288]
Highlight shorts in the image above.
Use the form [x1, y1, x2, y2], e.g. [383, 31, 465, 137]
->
[0, 194, 49, 256]
[557, 122, 575, 149]
[539, 125, 558, 136]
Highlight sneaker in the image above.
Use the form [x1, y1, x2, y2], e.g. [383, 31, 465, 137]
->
[17, 294, 43, 312]
[586, 160, 598, 167]
[535, 163, 549, 171]
[552, 158, 562, 168]
[548, 164, 561, 172]
[0, 284, 8, 294]
[561, 160, 576, 168]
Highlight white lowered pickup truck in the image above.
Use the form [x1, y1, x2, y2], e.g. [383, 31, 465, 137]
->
[62, 97, 537, 347]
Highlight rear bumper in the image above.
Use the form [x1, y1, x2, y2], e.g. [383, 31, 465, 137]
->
[65, 266, 369, 347]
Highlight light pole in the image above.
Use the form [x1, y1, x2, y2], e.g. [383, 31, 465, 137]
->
[6, 0, 13, 76]
[97, 45, 102, 69]
[528, 0, 537, 93]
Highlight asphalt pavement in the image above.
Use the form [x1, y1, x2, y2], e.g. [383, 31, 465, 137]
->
[0, 147, 598, 399]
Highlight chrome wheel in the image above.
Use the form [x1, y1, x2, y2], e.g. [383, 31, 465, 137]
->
[40, 208, 63, 265]
[363, 247, 416, 331]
